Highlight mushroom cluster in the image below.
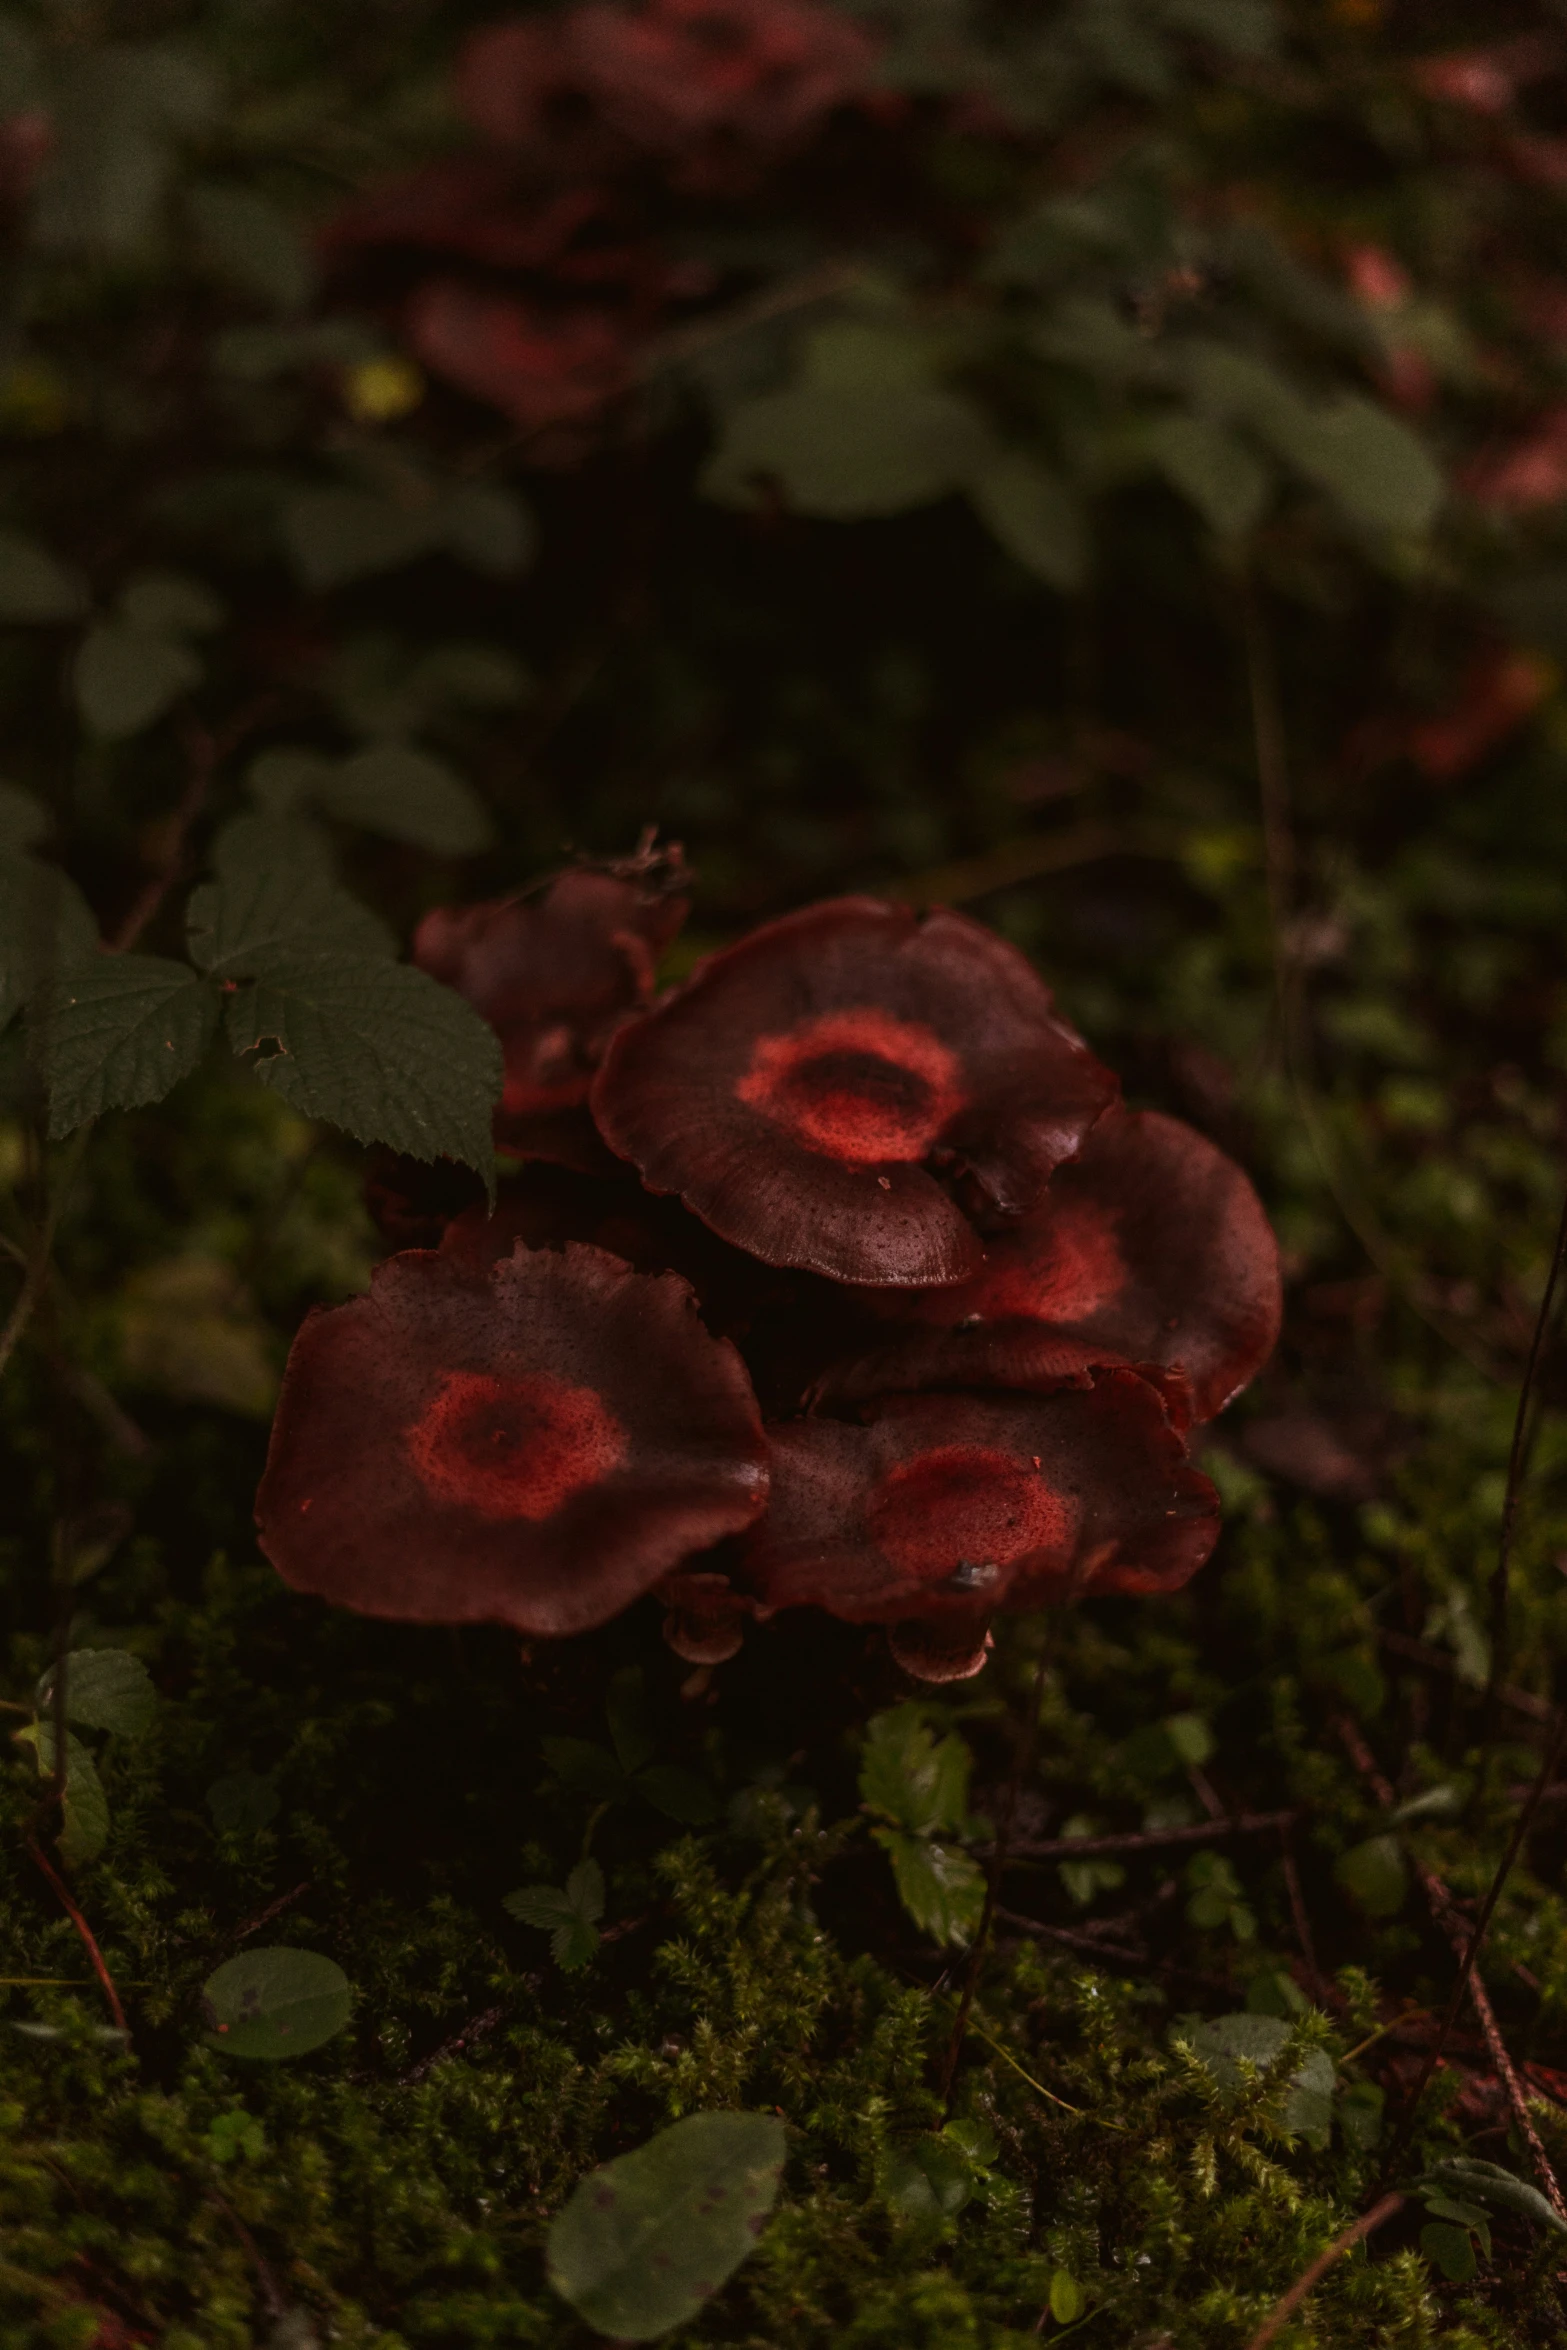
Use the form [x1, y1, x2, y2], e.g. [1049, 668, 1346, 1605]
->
[256, 866, 1280, 1681]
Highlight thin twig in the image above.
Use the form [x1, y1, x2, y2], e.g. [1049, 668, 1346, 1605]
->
[1378, 1627, 1552, 1723]
[1279, 1824, 1327, 2007]
[995, 1908, 1234, 1997]
[1000, 1809, 1298, 1863]
[223, 1881, 312, 1953]
[1243, 2193, 1406, 2350]
[397, 2002, 508, 2087]
[1487, 1173, 1567, 1706]
[939, 1624, 1062, 2109]
[25, 1841, 127, 2035]
[205, 2185, 283, 2320]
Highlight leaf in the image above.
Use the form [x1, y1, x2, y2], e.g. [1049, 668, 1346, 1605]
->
[0, 852, 97, 1028]
[282, 488, 435, 593]
[33, 44, 219, 257]
[883, 2136, 973, 2217]
[505, 1859, 605, 1970]
[1185, 2013, 1334, 2146]
[637, 1763, 722, 1826]
[73, 623, 201, 739]
[873, 1827, 985, 1946]
[1338, 2079, 1384, 2150]
[547, 2110, 786, 2341]
[23, 1719, 111, 1865]
[967, 452, 1088, 590]
[860, 1705, 971, 1836]
[542, 1736, 631, 1804]
[116, 570, 225, 636]
[187, 184, 315, 314]
[207, 1769, 280, 1835]
[225, 952, 501, 1184]
[0, 783, 48, 851]
[1334, 1832, 1408, 1918]
[201, 1946, 351, 2061]
[35, 952, 219, 1136]
[1050, 2271, 1084, 2323]
[319, 743, 494, 856]
[118, 1256, 278, 1417]
[1421, 2220, 1478, 2282]
[439, 483, 537, 576]
[1420, 2158, 1567, 2235]
[36, 1649, 156, 1736]
[187, 834, 393, 974]
[1144, 412, 1272, 538]
[1279, 393, 1445, 537]
[0, 530, 87, 622]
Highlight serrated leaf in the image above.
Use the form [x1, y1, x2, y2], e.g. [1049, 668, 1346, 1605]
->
[35, 952, 219, 1135]
[1334, 1832, 1408, 1918]
[0, 852, 98, 1028]
[226, 952, 500, 1183]
[36, 1648, 156, 1736]
[73, 623, 201, 739]
[637, 1763, 722, 1826]
[873, 1827, 985, 1946]
[116, 569, 225, 637]
[0, 783, 49, 850]
[22, 1720, 111, 1866]
[282, 488, 434, 593]
[505, 1861, 605, 1970]
[188, 840, 393, 975]
[1144, 411, 1272, 538]
[967, 452, 1088, 589]
[860, 1705, 971, 1836]
[0, 530, 87, 622]
[505, 1885, 580, 1930]
[201, 1946, 351, 2061]
[547, 2111, 786, 2341]
[320, 743, 494, 856]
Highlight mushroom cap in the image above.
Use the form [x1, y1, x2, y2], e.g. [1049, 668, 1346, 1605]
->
[590, 895, 1117, 1286]
[413, 861, 688, 1154]
[256, 1240, 767, 1636]
[823, 1108, 1280, 1423]
[741, 1377, 1219, 1632]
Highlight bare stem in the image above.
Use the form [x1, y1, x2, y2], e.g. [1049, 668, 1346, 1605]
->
[25, 1840, 128, 2035]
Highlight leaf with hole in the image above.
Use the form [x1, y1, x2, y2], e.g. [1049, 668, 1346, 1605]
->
[35, 953, 219, 1136]
[201, 1946, 351, 2060]
[547, 2110, 786, 2340]
[224, 951, 501, 1185]
[36, 1648, 156, 1736]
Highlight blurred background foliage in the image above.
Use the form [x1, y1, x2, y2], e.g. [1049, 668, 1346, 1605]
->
[8, 0, 1567, 2342]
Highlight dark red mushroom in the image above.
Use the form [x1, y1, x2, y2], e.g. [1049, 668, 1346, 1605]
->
[821, 1109, 1280, 1423]
[740, 1378, 1219, 1678]
[413, 851, 689, 1161]
[590, 896, 1118, 1286]
[256, 1240, 767, 1636]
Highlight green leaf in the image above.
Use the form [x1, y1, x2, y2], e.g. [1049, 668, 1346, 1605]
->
[1163, 1713, 1216, 1768]
[883, 2136, 973, 2217]
[36, 1648, 156, 1736]
[1277, 393, 1445, 537]
[1144, 412, 1272, 539]
[0, 782, 48, 851]
[542, 1736, 631, 1804]
[637, 1763, 722, 1826]
[187, 184, 315, 314]
[225, 952, 501, 1184]
[1334, 1833, 1408, 1918]
[967, 452, 1088, 590]
[0, 530, 87, 623]
[201, 1947, 351, 2061]
[23, 1720, 111, 1866]
[33, 44, 218, 257]
[1338, 2078, 1384, 2150]
[0, 852, 98, 1028]
[187, 834, 393, 974]
[116, 570, 225, 637]
[505, 1859, 605, 1970]
[1419, 2158, 1567, 2236]
[1420, 2221, 1478, 2282]
[873, 1828, 985, 1946]
[318, 743, 494, 856]
[282, 489, 435, 593]
[547, 2110, 786, 2341]
[73, 623, 201, 739]
[1050, 2271, 1084, 2323]
[207, 1769, 280, 1835]
[35, 952, 219, 1136]
[439, 483, 537, 576]
[1185, 2013, 1334, 2146]
[860, 1705, 972, 1836]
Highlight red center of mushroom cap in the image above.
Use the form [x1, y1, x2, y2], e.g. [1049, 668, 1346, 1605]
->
[867, 1445, 1070, 1585]
[734, 1008, 965, 1165]
[407, 1367, 627, 1521]
[955, 1197, 1126, 1323]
